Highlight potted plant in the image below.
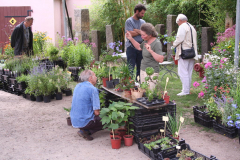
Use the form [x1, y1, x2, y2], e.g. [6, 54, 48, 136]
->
[123, 121, 134, 146]
[64, 107, 72, 126]
[167, 113, 183, 140]
[99, 101, 138, 149]
[106, 64, 114, 88]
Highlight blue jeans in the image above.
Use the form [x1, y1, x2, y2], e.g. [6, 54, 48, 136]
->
[126, 46, 143, 81]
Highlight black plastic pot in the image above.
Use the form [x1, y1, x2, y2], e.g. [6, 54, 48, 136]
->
[65, 89, 72, 96]
[112, 79, 120, 86]
[36, 95, 43, 102]
[51, 94, 56, 99]
[56, 92, 62, 100]
[152, 146, 161, 154]
[43, 95, 51, 103]
[106, 80, 114, 88]
[26, 94, 36, 101]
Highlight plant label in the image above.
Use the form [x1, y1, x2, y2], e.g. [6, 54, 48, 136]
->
[166, 77, 169, 83]
[176, 145, 181, 149]
[162, 116, 169, 121]
[180, 117, 184, 123]
[175, 132, 178, 136]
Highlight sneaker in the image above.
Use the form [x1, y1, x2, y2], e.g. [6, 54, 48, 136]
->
[177, 92, 189, 96]
[77, 130, 93, 141]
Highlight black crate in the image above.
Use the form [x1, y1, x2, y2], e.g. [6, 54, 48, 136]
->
[138, 136, 185, 160]
[193, 106, 213, 128]
[238, 129, 240, 144]
[131, 121, 165, 133]
[132, 102, 176, 117]
[68, 67, 82, 75]
[213, 120, 238, 138]
[163, 148, 217, 160]
[71, 73, 79, 82]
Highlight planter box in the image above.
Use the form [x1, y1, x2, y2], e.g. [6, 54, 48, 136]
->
[213, 120, 238, 139]
[132, 102, 176, 117]
[158, 147, 217, 160]
[137, 97, 165, 106]
[193, 105, 213, 128]
[138, 136, 184, 160]
[130, 121, 165, 133]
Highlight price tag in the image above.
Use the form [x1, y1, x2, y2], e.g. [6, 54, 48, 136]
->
[175, 132, 178, 136]
[160, 129, 164, 133]
[176, 145, 181, 149]
[162, 116, 169, 121]
[180, 117, 184, 123]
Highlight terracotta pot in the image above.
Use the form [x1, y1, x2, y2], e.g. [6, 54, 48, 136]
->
[102, 77, 112, 87]
[123, 135, 134, 146]
[110, 131, 121, 139]
[163, 95, 170, 104]
[66, 117, 72, 126]
[172, 55, 178, 65]
[111, 135, 121, 149]
[170, 135, 179, 141]
[117, 128, 127, 139]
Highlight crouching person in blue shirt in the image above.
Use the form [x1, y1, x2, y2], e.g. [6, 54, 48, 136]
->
[70, 69, 103, 141]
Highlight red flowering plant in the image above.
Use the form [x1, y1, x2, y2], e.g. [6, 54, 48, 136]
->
[192, 55, 235, 100]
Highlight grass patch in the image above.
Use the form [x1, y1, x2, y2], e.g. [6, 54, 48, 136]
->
[158, 65, 205, 128]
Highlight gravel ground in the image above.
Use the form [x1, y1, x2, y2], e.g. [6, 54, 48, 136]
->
[0, 90, 239, 160]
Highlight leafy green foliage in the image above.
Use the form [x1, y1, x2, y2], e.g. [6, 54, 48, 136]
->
[99, 101, 138, 131]
[167, 113, 182, 137]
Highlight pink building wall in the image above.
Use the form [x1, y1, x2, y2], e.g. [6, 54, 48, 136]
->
[0, 0, 92, 45]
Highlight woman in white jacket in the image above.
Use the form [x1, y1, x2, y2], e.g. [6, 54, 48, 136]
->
[173, 14, 198, 96]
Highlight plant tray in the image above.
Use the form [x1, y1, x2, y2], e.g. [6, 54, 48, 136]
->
[137, 97, 165, 106]
[161, 148, 217, 160]
[193, 106, 213, 128]
[213, 120, 238, 139]
[129, 111, 176, 126]
[130, 121, 165, 133]
[138, 136, 185, 160]
[132, 102, 176, 117]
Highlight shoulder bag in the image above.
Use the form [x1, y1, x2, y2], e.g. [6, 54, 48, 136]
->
[181, 23, 195, 59]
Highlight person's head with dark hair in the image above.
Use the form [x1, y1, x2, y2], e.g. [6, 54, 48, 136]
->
[133, 4, 146, 20]
[134, 4, 146, 13]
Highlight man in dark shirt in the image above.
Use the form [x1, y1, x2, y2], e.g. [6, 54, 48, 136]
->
[11, 16, 33, 57]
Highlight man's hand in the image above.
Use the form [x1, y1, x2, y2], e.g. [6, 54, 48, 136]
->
[94, 110, 100, 116]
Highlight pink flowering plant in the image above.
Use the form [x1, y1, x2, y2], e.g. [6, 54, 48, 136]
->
[193, 56, 235, 100]
[210, 25, 240, 64]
